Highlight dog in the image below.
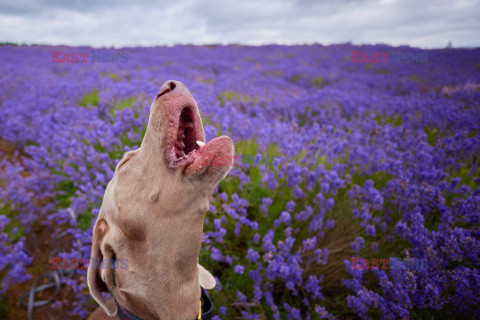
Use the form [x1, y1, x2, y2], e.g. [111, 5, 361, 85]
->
[87, 80, 234, 320]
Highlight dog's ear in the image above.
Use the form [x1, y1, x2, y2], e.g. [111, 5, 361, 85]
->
[87, 218, 118, 316]
[197, 263, 216, 289]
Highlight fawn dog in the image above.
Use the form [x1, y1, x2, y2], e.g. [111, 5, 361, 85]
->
[87, 80, 234, 319]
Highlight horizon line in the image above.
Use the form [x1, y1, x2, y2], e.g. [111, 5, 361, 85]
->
[1, 40, 478, 50]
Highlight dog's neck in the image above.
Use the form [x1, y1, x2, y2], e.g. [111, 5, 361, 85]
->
[114, 212, 206, 320]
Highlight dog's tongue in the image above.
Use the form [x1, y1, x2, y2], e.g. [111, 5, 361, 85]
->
[185, 136, 234, 176]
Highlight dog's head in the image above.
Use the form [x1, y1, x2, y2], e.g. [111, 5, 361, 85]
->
[87, 80, 234, 318]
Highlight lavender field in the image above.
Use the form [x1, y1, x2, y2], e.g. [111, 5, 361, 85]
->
[0, 44, 479, 319]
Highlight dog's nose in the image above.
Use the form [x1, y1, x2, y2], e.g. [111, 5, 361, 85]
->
[157, 80, 186, 98]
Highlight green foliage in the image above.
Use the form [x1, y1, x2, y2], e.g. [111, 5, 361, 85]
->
[54, 179, 76, 208]
[297, 106, 320, 127]
[196, 77, 215, 84]
[351, 171, 395, 189]
[373, 68, 389, 75]
[78, 210, 94, 232]
[0, 203, 24, 242]
[110, 96, 142, 118]
[218, 91, 257, 107]
[467, 130, 477, 137]
[424, 127, 439, 145]
[374, 115, 403, 127]
[102, 72, 120, 81]
[78, 90, 99, 107]
[312, 76, 329, 88]
[0, 42, 18, 46]
[290, 75, 301, 83]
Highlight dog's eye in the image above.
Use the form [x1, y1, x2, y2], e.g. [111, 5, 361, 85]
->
[117, 150, 137, 170]
[117, 157, 130, 170]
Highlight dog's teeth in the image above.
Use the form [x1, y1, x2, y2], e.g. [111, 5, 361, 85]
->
[185, 122, 193, 128]
[181, 141, 185, 148]
[196, 140, 205, 147]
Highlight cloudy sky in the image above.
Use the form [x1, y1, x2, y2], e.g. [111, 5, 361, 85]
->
[0, 0, 479, 48]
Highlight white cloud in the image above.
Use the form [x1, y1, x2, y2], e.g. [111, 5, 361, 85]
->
[0, 0, 478, 48]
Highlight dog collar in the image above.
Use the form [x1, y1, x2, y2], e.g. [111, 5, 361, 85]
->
[116, 287, 212, 320]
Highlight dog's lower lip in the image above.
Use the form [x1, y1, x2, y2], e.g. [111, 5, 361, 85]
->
[184, 136, 234, 176]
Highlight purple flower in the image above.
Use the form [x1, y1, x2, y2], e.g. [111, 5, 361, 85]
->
[219, 306, 227, 315]
[302, 237, 317, 251]
[293, 185, 304, 199]
[247, 248, 260, 263]
[284, 201, 295, 212]
[351, 237, 365, 253]
[234, 264, 245, 274]
[211, 247, 223, 262]
[366, 224, 376, 236]
[274, 211, 291, 227]
[260, 197, 273, 214]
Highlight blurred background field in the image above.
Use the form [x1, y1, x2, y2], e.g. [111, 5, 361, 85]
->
[0, 43, 479, 319]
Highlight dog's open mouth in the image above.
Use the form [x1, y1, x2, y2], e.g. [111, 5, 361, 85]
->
[165, 106, 233, 176]
[166, 107, 201, 169]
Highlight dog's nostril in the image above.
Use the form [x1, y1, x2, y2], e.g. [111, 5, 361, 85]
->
[156, 81, 180, 99]
[157, 88, 170, 98]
